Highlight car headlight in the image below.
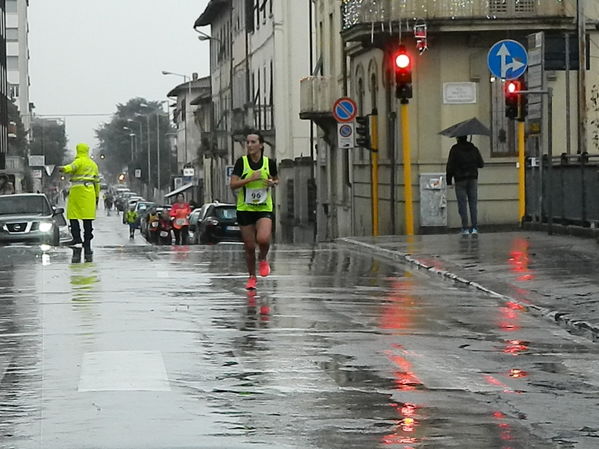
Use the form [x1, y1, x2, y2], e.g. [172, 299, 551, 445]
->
[39, 222, 54, 233]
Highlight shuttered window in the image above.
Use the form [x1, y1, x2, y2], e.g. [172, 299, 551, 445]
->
[489, 0, 536, 15]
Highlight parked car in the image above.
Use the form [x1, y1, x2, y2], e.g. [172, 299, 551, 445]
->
[193, 202, 241, 244]
[188, 207, 203, 239]
[0, 193, 71, 246]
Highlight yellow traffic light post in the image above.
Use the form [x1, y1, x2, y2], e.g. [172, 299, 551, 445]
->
[370, 111, 379, 236]
[506, 78, 528, 224]
[394, 45, 414, 236]
[355, 114, 379, 235]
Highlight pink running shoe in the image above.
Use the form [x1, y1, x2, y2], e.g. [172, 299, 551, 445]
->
[258, 260, 271, 277]
[245, 276, 257, 290]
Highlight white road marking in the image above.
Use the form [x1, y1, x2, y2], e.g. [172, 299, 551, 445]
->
[78, 350, 171, 392]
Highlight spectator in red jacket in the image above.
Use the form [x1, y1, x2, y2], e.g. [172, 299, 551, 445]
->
[169, 193, 191, 245]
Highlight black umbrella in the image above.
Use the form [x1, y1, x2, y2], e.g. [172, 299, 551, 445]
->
[439, 117, 491, 138]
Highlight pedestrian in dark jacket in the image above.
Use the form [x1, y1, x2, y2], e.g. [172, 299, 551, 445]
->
[446, 135, 484, 235]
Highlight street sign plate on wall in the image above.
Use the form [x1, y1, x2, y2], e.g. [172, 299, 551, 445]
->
[332, 97, 358, 123]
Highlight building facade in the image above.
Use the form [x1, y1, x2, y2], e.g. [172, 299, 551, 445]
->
[301, 0, 599, 240]
[0, 0, 8, 171]
[195, 0, 312, 242]
[5, 0, 29, 137]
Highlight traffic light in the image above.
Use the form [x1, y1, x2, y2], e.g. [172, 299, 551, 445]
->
[355, 115, 371, 149]
[393, 45, 413, 101]
[505, 79, 520, 120]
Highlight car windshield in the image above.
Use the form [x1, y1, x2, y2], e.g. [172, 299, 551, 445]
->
[0, 196, 51, 216]
[215, 207, 236, 220]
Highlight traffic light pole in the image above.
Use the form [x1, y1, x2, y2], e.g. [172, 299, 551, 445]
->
[400, 101, 414, 236]
[517, 120, 525, 224]
[517, 88, 553, 234]
[370, 110, 379, 236]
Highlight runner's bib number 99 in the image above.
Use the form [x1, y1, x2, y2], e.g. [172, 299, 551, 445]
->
[245, 188, 267, 205]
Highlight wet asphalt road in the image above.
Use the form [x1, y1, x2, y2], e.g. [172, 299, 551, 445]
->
[1, 212, 599, 448]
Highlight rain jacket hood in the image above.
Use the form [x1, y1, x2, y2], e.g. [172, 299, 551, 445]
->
[75, 143, 90, 158]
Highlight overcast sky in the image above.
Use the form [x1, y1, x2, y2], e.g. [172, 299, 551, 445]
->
[28, 0, 211, 155]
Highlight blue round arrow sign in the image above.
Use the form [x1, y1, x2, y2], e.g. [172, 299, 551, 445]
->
[487, 39, 528, 80]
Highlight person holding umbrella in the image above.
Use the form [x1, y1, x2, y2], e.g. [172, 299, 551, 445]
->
[445, 135, 484, 236]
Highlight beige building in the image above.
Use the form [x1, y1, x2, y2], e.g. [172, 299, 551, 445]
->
[301, 0, 599, 240]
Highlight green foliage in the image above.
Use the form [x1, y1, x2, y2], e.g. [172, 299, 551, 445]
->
[30, 118, 67, 165]
[95, 98, 175, 188]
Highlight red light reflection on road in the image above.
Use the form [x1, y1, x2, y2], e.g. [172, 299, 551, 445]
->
[492, 410, 516, 445]
[380, 277, 416, 331]
[503, 340, 529, 355]
[382, 402, 422, 446]
[508, 239, 535, 281]
[508, 368, 528, 378]
[382, 346, 423, 446]
[498, 303, 523, 332]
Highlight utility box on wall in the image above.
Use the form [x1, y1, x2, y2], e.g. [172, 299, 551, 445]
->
[420, 173, 447, 227]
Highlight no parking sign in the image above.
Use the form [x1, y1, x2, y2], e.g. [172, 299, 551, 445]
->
[337, 122, 355, 149]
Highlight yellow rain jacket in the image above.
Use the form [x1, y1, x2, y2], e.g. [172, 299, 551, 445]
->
[62, 143, 100, 220]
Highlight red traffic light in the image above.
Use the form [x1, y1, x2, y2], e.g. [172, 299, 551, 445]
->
[395, 52, 411, 69]
[506, 80, 520, 95]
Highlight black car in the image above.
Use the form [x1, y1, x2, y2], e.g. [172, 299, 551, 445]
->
[193, 202, 241, 244]
[0, 193, 69, 246]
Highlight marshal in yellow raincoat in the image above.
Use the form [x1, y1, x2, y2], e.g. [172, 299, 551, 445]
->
[62, 143, 100, 220]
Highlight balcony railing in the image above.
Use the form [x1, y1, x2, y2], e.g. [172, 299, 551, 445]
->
[341, 0, 574, 31]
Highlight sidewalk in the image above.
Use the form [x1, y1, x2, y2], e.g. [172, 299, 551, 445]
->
[339, 231, 599, 342]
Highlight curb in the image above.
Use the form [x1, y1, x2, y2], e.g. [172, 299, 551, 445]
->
[338, 238, 599, 343]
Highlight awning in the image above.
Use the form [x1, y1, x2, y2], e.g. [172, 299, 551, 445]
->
[164, 183, 194, 199]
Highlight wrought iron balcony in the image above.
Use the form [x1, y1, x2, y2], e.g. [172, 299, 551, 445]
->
[341, 0, 575, 32]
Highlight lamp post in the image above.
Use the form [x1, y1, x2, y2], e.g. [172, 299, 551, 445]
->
[122, 126, 135, 161]
[127, 118, 143, 155]
[156, 100, 170, 192]
[136, 107, 152, 198]
[161, 70, 190, 168]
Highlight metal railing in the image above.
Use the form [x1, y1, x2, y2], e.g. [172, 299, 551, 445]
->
[525, 153, 599, 227]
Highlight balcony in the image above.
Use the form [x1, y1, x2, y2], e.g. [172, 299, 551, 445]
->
[299, 76, 340, 122]
[341, 0, 575, 36]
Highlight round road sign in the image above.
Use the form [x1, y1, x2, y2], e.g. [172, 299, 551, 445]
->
[333, 97, 358, 123]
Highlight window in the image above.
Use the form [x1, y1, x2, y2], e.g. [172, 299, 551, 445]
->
[245, 0, 254, 32]
[6, 0, 17, 14]
[6, 28, 17, 42]
[490, 79, 516, 156]
[9, 83, 18, 98]
[7, 56, 18, 71]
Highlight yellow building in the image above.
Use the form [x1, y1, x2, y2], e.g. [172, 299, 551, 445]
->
[301, 0, 599, 239]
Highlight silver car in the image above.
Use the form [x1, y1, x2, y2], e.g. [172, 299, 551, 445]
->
[0, 193, 70, 246]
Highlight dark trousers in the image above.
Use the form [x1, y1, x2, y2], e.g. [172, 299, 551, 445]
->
[70, 219, 94, 250]
[455, 179, 478, 230]
[173, 226, 188, 245]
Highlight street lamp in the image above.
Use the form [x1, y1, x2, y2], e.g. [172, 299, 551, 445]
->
[123, 126, 136, 161]
[155, 100, 170, 192]
[135, 109, 152, 198]
[162, 70, 191, 168]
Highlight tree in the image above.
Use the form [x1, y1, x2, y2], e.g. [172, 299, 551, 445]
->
[30, 118, 67, 166]
[95, 98, 175, 188]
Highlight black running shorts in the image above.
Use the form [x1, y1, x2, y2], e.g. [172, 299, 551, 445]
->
[236, 211, 274, 226]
